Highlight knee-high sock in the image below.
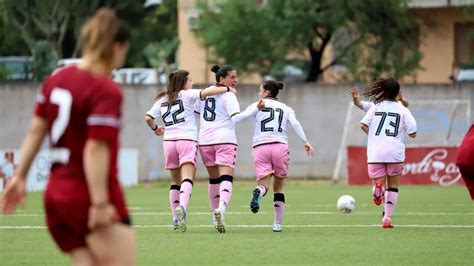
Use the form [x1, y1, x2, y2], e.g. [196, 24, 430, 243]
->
[179, 179, 193, 211]
[274, 193, 285, 225]
[208, 178, 221, 210]
[384, 188, 399, 219]
[219, 175, 233, 212]
[169, 185, 180, 220]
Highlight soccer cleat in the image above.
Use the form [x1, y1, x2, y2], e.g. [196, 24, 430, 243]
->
[175, 205, 187, 232]
[213, 209, 226, 233]
[250, 188, 261, 213]
[212, 211, 218, 229]
[272, 224, 282, 232]
[373, 182, 384, 206]
[172, 219, 179, 230]
[382, 217, 394, 228]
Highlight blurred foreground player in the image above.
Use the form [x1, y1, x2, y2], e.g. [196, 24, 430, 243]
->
[1, 8, 136, 265]
[456, 125, 474, 200]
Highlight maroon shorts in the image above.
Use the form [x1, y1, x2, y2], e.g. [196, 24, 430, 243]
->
[44, 177, 129, 252]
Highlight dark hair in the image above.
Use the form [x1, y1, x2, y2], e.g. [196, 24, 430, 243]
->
[155, 70, 189, 106]
[211, 65, 235, 83]
[80, 8, 130, 67]
[262, 80, 284, 98]
[362, 77, 400, 104]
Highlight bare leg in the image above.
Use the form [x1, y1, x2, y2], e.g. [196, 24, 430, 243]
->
[69, 247, 97, 266]
[86, 223, 136, 266]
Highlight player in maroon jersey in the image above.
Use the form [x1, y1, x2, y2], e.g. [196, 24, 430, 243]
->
[1, 8, 136, 265]
[457, 124, 474, 200]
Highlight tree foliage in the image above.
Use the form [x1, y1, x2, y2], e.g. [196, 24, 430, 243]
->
[2, 0, 177, 77]
[196, 0, 422, 82]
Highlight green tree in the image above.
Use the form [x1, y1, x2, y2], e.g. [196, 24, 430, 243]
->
[196, 0, 422, 82]
[0, 1, 29, 56]
[3, 0, 177, 68]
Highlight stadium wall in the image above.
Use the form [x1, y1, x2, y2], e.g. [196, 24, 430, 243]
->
[1, 83, 473, 180]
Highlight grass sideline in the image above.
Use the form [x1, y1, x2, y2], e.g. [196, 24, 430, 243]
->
[1, 180, 473, 265]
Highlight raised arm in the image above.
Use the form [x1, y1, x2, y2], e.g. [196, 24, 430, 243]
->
[349, 87, 364, 110]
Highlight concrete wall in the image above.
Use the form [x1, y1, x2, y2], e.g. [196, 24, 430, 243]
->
[1, 83, 473, 180]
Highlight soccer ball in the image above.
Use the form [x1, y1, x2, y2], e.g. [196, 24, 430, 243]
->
[337, 195, 356, 213]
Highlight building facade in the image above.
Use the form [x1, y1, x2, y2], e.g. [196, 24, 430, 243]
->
[177, 0, 474, 84]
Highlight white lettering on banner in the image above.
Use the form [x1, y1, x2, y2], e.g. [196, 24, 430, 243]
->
[402, 149, 461, 187]
[0, 149, 138, 192]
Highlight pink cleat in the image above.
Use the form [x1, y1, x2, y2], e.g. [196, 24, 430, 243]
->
[373, 182, 384, 206]
[382, 218, 394, 228]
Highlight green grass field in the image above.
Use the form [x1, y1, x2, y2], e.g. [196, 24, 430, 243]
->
[1, 180, 473, 265]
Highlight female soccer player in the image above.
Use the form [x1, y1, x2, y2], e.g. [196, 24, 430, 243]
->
[248, 80, 314, 233]
[1, 8, 136, 265]
[360, 77, 417, 228]
[195, 65, 263, 233]
[144, 70, 235, 232]
[350, 85, 410, 211]
[456, 124, 474, 200]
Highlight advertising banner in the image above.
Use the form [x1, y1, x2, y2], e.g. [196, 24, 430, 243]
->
[347, 146, 463, 186]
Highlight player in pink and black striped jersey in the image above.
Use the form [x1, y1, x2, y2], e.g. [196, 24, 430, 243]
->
[360, 77, 417, 228]
[247, 80, 314, 232]
[144, 70, 234, 232]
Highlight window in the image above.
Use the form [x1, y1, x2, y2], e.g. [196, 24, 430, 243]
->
[454, 23, 474, 67]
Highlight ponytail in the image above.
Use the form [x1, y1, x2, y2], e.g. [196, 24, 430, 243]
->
[262, 80, 285, 98]
[80, 8, 129, 68]
[211, 64, 235, 83]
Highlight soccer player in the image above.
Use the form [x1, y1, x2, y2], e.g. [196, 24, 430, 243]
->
[1, 8, 136, 265]
[144, 70, 235, 232]
[360, 77, 417, 228]
[349, 86, 410, 112]
[248, 80, 314, 232]
[194, 65, 264, 233]
[456, 124, 474, 200]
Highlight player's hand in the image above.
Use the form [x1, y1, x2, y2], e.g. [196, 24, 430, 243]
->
[348, 87, 360, 99]
[1, 176, 26, 214]
[228, 87, 237, 94]
[154, 126, 165, 136]
[305, 143, 315, 157]
[256, 99, 265, 110]
[88, 203, 119, 230]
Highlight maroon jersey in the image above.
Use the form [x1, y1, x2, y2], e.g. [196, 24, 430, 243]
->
[35, 66, 128, 240]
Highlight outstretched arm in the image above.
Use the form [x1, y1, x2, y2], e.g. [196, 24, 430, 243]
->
[231, 100, 264, 124]
[288, 111, 314, 156]
[200, 85, 236, 99]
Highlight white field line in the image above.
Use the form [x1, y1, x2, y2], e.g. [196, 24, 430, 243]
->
[14, 203, 474, 213]
[1, 224, 473, 230]
[5, 211, 474, 217]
